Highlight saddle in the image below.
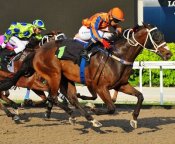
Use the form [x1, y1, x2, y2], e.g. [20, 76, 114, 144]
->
[55, 39, 100, 66]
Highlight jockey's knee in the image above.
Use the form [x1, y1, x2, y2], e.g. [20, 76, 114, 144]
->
[14, 45, 25, 54]
[78, 26, 91, 41]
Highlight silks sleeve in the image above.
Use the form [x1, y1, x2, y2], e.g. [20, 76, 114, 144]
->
[35, 34, 43, 40]
[90, 16, 103, 42]
[4, 24, 16, 43]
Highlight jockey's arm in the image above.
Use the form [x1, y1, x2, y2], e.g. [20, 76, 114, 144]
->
[90, 16, 103, 43]
[116, 25, 122, 34]
[35, 34, 43, 41]
[4, 24, 16, 43]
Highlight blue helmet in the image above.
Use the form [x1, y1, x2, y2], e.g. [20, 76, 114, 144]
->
[32, 19, 46, 30]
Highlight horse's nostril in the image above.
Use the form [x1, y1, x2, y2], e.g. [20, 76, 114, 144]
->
[166, 53, 172, 59]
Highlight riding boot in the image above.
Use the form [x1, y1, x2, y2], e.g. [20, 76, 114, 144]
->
[80, 41, 94, 61]
[4, 50, 16, 62]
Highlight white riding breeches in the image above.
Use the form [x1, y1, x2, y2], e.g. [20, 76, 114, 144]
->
[78, 26, 114, 41]
[9, 36, 29, 54]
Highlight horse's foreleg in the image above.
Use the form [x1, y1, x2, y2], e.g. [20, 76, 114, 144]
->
[1, 94, 18, 110]
[31, 89, 47, 106]
[0, 102, 13, 117]
[119, 83, 144, 128]
[111, 90, 118, 103]
[92, 87, 116, 115]
[0, 100, 20, 121]
[67, 82, 102, 127]
[45, 94, 53, 119]
[45, 72, 74, 121]
[45, 72, 61, 118]
[0, 91, 20, 121]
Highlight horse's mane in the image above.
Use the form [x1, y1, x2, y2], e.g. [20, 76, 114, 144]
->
[113, 23, 155, 44]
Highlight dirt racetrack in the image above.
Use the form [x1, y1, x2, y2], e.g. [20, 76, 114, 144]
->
[0, 107, 175, 144]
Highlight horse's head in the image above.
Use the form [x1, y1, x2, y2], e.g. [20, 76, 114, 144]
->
[124, 23, 172, 60]
[39, 31, 67, 46]
[25, 31, 67, 51]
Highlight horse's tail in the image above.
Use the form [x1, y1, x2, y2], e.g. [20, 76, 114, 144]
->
[0, 53, 35, 91]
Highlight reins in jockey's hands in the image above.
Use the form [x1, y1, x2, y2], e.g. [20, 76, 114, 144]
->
[102, 39, 110, 49]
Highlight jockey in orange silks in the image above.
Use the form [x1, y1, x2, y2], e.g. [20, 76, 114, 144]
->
[74, 7, 125, 60]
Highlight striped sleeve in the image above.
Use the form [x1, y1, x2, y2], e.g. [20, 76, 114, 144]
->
[90, 16, 103, 42]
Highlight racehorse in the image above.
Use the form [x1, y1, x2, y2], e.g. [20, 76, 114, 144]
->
[0, 23, 172, 128]
[0, 31, 70, 121]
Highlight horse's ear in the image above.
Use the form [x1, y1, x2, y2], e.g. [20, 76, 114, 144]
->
[133, 24, 140, 32]
[142, 22, 147, 28]
[57, 31, 62, 34]
[51, 31, 56, 35]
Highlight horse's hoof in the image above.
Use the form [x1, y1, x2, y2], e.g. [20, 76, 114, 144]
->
[24, 99, 34, 106]
[86, 102, 95, 109]
[69, 117, 76, 125]
[12, 108, 19, 115]
[90, 119, 102, 127]
[12, 115, 20, 121]
[130, 119, 137, 129]
[111, 99, 116, 103]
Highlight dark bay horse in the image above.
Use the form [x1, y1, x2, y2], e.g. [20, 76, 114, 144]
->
[0, 24, 172, 128]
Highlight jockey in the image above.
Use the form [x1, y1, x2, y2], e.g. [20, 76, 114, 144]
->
[1, 19, 46, 59]
[75, 7, 125, 60]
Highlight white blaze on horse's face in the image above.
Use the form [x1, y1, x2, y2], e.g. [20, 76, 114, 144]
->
[164, 46, 170, 50]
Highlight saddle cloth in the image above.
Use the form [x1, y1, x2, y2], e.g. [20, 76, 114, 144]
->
[55, 39, 85, 64]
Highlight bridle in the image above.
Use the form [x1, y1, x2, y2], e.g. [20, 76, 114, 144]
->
[39, 33, 66, 46]
[109, 26, 168, 66]
[123, 27, 168, 53]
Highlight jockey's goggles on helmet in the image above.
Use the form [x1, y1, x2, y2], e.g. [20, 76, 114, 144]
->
[112, 18, 121, 23]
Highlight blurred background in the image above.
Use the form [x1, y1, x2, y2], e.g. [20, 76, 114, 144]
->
[0, 0, 136, 37]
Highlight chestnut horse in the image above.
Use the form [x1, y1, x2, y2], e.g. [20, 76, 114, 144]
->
[0, 24, 172, 128]
[0, 32, 71, 121]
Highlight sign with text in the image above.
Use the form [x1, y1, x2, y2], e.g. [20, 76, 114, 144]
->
[144, 0, 175, 42]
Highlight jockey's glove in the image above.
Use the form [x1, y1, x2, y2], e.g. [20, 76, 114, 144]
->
[102, 39, 110, 49]
[103, 32, 114, 40]
[1, 42, 6, 48]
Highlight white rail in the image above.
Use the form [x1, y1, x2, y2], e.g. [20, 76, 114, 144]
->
[133, 61, 175, 105]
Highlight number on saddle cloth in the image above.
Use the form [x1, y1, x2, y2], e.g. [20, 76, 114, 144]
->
[55, 39, 84, 62]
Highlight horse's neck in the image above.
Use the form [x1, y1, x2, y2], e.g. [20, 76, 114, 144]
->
[114, 41, 143, 63]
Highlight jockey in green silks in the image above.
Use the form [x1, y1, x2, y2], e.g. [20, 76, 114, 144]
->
[1, 19, 46, 57]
